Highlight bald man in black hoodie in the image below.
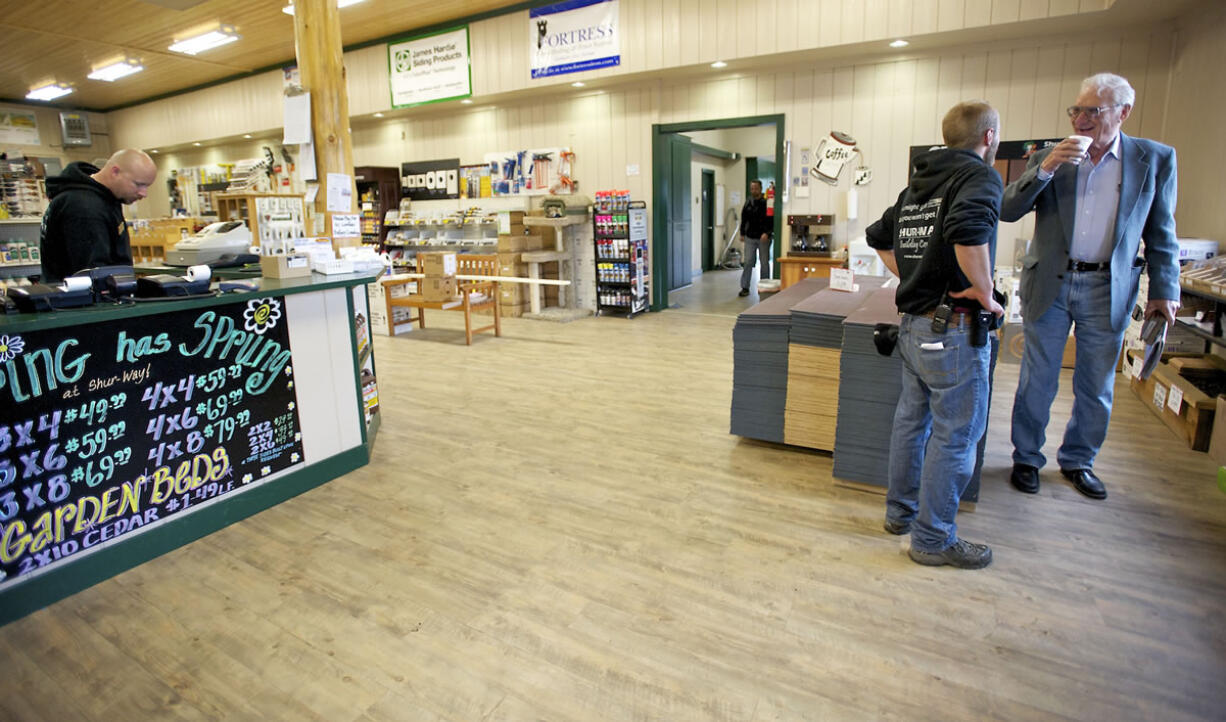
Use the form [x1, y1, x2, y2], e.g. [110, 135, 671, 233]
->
[866, 101, 1004, 570]
[39, 149, 157, 282]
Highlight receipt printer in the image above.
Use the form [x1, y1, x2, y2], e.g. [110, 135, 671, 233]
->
[7, 279, 96, 312]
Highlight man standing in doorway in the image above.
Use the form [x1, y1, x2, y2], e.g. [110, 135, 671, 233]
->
[867, 100, 1004, 569]
[739, 179, 772, 297]
[1004, 73, 1180, 500]
[39, 148, 158, 283]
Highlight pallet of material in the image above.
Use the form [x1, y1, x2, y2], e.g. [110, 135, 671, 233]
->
[730, 278, 829, 443]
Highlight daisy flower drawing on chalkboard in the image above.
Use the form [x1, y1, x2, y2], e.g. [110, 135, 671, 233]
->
[242, 298, 283, 335]
[0, 334, 25, 362]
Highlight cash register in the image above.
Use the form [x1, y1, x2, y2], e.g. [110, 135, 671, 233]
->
[164, 221, 254, 266]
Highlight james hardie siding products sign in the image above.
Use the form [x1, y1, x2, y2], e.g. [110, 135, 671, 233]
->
[530, 0, 620, 79]
[388, 26, 472, 108]
[0, 299, 305, 588]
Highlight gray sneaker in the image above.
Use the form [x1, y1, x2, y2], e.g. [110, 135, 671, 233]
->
[908, 538, 993, 569]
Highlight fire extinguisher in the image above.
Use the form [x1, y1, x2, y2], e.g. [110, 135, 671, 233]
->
[765, 181, 775, 217]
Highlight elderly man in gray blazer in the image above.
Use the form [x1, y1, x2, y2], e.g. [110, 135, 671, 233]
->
[1002, 72, 1180, 500]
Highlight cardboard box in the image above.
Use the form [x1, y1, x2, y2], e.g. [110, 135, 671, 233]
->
[1178, 238, 1218, 264]
[499, 284, 525, 304]
[260, 253, 312, 279]
[523, 234, 545, 251]
[419, 251, 457, 277]
[500, 302, 528, 318]
[998, 323, 1076, 368]
[497, 234, 528, 253]
[1127, 350, 1221, 451]
[420, 277, 459, 302]
[497, 211, 525, 235]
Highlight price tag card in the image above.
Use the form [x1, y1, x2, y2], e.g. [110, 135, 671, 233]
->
[1132, 355, 1143, 379]
[830, 267, 855, 292]
[1167, 384, 1184, 415]
[1152, 383, 1167, 409]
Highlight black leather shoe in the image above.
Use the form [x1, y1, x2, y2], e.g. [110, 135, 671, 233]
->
[738, 288, 750, 297]
[1061, 468, 1107, 500]
[1010, 463, 1040, 494]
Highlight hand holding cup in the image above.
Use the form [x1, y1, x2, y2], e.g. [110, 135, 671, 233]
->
[1040, 134, 1093, 174]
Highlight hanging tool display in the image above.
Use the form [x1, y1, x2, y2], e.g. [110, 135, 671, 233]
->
[550, 150, 576, 194]
[532, 152, 553, 190]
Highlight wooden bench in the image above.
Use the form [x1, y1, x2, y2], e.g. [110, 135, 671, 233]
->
[382, 254, 502, 345]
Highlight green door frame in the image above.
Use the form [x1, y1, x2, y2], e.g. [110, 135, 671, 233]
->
[651, 114, 785, 311]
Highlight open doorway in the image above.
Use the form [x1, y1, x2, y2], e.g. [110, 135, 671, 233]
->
[651, 115, 784, 311]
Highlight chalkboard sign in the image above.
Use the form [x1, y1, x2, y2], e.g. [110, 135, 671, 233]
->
[0, 297, 304, 588]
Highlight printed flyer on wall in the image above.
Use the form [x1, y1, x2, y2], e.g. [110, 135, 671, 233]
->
[530, 0, 620, 79]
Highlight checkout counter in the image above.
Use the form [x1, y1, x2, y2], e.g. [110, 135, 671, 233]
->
[0, 268, 381, 625]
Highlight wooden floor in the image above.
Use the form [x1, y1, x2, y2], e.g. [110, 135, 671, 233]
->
[2, 270, 1224, 721]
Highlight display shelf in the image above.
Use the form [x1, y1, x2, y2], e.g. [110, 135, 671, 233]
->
[1177, 278, 1226, 351]
[0, 262, 40, 279]
[593, 198, 647, 317]
[215, 193, 305, 246]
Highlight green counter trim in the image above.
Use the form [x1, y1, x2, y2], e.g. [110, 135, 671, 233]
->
[0, 444, 369, 627]
[0, 272, 378, 334]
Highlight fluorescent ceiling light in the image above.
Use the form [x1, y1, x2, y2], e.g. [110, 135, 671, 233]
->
[169, 25, 240, 55]
[243, 134, 252, 138]
[461, 99, 473, 104]
[26, 83, 73, 101]
[88, 58, 144, 82]
[571, 81, 585, 87]
[283, 0, 366, 15]
[711, 60, 727, 68]
[889, 39, 909, 48]
[150, 149, 159, 154]
[373, 112, 384, 118]
[193, 142, 202, 146]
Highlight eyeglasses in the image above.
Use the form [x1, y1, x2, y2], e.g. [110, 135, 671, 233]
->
[1066, 103, 1122, 118]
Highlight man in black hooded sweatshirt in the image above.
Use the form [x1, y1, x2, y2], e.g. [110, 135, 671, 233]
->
[866, 101, 1004, 570]
[39, 149, 158, 283]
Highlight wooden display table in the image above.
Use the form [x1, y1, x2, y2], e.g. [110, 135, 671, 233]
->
[779, 255, 845, 289]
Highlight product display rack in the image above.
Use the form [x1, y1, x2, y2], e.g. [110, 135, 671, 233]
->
[355, 166, 400, 246]
[594, 197, 648, 317]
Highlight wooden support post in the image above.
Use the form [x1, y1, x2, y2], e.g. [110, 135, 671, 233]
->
[292, 0, 360, 251]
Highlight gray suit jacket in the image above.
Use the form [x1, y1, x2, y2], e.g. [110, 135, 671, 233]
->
[1001, 133, 1179, 332]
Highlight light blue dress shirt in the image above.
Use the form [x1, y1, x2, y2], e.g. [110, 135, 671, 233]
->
[1035, 135, 1122, 263]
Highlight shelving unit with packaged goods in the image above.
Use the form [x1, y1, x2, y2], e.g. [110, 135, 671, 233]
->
[593, 195, 647, 317]
[354, 166, 401, 248]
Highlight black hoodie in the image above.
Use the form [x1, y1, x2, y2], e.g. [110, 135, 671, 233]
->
[865, 148, 1002, 315]
[39, 161, 132, 283]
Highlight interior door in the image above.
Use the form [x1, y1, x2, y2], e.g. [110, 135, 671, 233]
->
[668, 134, 692, 291]
[701, 169, 715, 271]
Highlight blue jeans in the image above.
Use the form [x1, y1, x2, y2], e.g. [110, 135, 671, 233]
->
[740, 235, 771, 290]
[1011, 270, 1126, 470]
[886, 314, 991, 553]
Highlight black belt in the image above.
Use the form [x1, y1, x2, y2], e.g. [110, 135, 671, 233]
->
[1067, 260, 1109, 272]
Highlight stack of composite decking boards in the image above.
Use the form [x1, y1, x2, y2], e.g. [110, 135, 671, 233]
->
[730, 278, 989, 502]
[784, 278, 887, 451]
[830, 286, 905, 488]
[730, 278, 829, 444]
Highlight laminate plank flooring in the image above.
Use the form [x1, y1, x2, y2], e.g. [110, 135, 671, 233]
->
[1, 270, 1223, 721]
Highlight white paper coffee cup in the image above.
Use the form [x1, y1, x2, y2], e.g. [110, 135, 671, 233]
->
[1068, 134, 1093, 153]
